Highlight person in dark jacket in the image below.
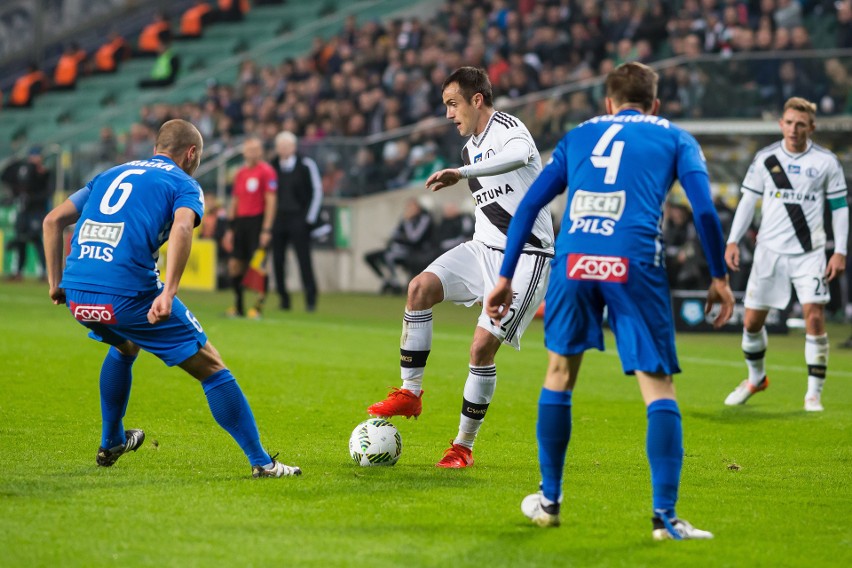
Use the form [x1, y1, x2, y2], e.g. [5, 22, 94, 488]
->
[364, 198, 433, 294]
[2, 146, 51, 279]
[270, 131, 321, 311]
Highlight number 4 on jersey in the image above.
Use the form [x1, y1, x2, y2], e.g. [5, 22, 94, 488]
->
[591, 125, 624, 185]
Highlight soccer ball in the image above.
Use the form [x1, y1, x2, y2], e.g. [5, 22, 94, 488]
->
[349, 418, 402, 466]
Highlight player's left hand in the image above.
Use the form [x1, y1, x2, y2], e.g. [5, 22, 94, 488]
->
[825, 253, 846, 282]
[259, 231, 272, 249]
[485, 277, 513, 323]
[426, 169, 462, 192]
[705, 276, 735, 329]
[49, 286, 66, 305]
[147, 293, 173, 324]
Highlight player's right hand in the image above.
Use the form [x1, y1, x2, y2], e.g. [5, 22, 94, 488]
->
[724, 243, 740, 271]
[425, 169, 462, 192]
[49, 286, 66, 305]
[147, 293, 173, 324]
[485, 277, 513, 323]
[705, 276, 735, 329]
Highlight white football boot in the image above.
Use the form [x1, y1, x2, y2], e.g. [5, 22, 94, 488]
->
[521, 492, 560, 527]
[724, 377, 769, 406]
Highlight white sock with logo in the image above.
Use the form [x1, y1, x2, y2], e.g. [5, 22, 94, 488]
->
[455, 365, 497, 449]
[742, 328, 768, 387]
[400, 309, 432, 395]
[805, 333, 828, 398]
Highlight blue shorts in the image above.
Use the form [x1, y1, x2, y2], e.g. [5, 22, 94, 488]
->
[544, 254, 680, 376]
[65, 288, 208, 366]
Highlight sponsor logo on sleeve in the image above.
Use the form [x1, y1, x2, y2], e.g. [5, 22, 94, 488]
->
[69, 302, 116, 324]
[567, 254, 628, 282]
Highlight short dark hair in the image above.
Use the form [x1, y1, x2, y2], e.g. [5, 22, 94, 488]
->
[605, 62, 658, 111]
[442, 66, 494, 107]
[155, 119, 203, 155]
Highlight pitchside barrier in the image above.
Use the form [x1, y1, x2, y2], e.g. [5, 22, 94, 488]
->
[672, 290, 788, 334]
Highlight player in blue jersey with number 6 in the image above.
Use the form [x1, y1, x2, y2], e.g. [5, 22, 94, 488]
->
[43, 119, 301, 478]
[485, 63, 734, 539]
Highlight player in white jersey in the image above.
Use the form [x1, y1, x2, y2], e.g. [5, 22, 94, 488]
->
[724, 97, 848, 411]
[366, 67, 554, 467]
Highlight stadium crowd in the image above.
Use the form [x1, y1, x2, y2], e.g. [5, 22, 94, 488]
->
[55, 0, 850, 199]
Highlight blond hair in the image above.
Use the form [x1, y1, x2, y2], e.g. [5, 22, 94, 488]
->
[783, 97, 817, 123]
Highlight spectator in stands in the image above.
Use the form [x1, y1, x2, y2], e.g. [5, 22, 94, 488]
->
[1, 146, 51, 280]
[178, 1, 214, 39]
[94, 33, 130, 74]
[663, 203, 707, 290]
[138, 41, 180, 89]
[838, 0, 852, 48]
[364, 198, 433, 295]
[434, 201, 474, 256]
[52, 43, 86, 90]
[137, 12, 171, 56]
[346, 147, 385, 196]
[217, 0, 249, 22]
[774, 0, 803, 29]
[7, 63, 45, 108]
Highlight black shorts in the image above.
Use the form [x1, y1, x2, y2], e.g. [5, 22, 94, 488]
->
[232, 215, 264, 262]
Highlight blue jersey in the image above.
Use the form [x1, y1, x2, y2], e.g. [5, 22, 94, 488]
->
[502, 109, 725, 279]
[553, 110, 706, 263]
[61, 156, 205, 296]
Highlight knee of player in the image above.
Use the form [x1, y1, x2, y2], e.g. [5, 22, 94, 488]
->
[407, 273, 441, 308]
[116, 341, 141, 358]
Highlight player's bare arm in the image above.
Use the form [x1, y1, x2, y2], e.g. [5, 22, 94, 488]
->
[425, 168, 462, 192]
[260, 190, 276, 249]
[42, 199, 81, 305]
[825, 253, 846, 282]
[724, 242, 740, 271]
[148, 206, 196, 324]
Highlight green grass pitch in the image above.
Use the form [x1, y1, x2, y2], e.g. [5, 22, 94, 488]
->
[1, 281, 850, 567]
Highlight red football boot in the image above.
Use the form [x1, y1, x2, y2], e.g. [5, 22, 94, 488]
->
[436, 441, 474, 468]
[367, 387, 423, 419]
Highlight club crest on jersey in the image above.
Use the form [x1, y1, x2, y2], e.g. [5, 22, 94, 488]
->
[78, 219, 124, 246]
[567, 254, 628, 282]
[787, 164, 800, 174]
[806, 167, 819, 178]
[69, 302, 116, 324]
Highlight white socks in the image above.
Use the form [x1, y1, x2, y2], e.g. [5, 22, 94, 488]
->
[742, 328, 768, 387]
[400, 309, 432, 395]
[805, 333, 828, 398]
[455, 365, 497, 449]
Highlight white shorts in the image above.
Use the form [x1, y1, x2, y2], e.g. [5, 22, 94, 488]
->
[744, 246, 829, 310]
[425, 240, 551, 350]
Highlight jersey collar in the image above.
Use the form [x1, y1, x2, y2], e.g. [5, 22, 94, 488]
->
[780, 139, 813, 159]
[616, 109, 643, 116]
[151, 154, 178, 166]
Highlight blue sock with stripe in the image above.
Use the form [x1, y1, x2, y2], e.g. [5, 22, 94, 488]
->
[537, 388, 573, 503]
[100, 347, 136, 449]
[202, 369, 271, 466]
[646, 399, 683, 519]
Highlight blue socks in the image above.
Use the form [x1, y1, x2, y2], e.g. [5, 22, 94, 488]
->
[100, 347, 136, 449]
[646, 399, 683, 519]
[202, 369, 270, 466]
[537, 388, 573, 503]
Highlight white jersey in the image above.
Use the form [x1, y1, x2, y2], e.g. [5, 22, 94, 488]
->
[741, 140, 847, 254]
[461, 111, 555, 255]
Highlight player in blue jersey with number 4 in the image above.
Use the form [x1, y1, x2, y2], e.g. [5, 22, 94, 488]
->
[486, 63, 734, 540]
[43, 119, 301, 478]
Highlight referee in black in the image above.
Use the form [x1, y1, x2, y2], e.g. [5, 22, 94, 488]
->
[270, 131, 321, 312]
